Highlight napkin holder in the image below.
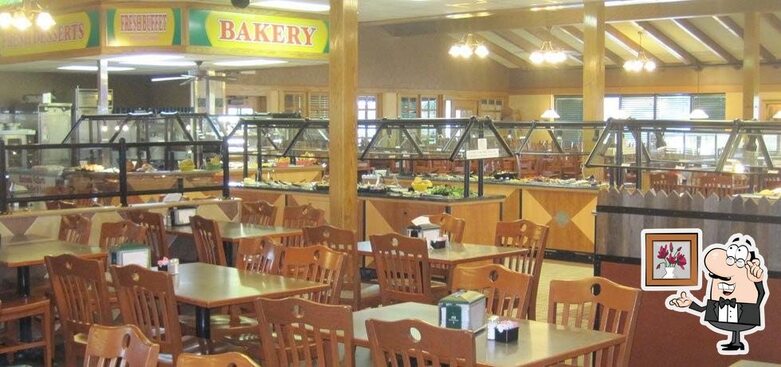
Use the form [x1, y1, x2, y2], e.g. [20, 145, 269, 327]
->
[170, 206, 197, 226]
[438, 290, 486, 332]
[110, 243, 151, 268]
[406, 223, 441, 246]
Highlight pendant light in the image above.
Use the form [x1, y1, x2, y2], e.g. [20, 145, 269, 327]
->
[623, 31, 656, 73]
[773, 110, 781, 120]
[0, 0, 56, 32]
[448, 33, 489, 59]
[541, 91, 559, 121]
[689, 69, 709, 120]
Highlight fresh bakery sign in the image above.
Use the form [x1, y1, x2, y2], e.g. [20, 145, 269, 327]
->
[189, 9, 328, 59]
[107, 8, 182, 47]
[0, 11, 99, 58]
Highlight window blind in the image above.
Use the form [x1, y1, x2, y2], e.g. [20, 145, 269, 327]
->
[656, 95, 691, 120]
[620, 96, 655, 120]
[554, 97, 583, 121]
[692, 94, 726, 120]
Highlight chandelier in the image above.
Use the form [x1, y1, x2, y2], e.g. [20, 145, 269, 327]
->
[530, 40, 567, 65]
[0, 0, 56, 32]
[448, 33, 489, 59]
[623, 31, 656, 72]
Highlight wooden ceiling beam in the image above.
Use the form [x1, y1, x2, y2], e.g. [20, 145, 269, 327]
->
[376, 0, 781, 37]
[559, 25, 625, 66]
[470, 34, 531, 69]
[714, 15, 776, 62]
[605, 24, 664, 66]
[672, 18, 739, 65]
[527, 28, 583, 64]
[635, 21, 701, 67]
[764, 13, 781, 34]
[491, 29, 563, 69]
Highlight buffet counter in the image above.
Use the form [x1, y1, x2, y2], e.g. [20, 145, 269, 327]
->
[220, 165, 324, 183]
[230, 185, 504, 245]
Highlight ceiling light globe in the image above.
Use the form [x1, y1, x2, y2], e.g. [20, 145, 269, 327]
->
[475, 44, 489, 58]
[643, 60, 657, 72]
[553, 52, 567, 63]
[449, 44, 461, 58]
[460, 45, 473, 58]
[0, 12, 11, 29]
[544, 51, 558, 63]
[530, 51, 545, 64]
[12, 12, 31, 31]
[35, 12, 55, 31]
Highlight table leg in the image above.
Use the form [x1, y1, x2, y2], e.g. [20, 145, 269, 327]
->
[223, 241, 234, 267]
[17, 266, 32, 342]
[195, 306, 211, 339]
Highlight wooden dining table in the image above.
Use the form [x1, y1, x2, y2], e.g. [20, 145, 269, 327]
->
[352, 302, 626, 367]
[0, 239, 107, 341]
[171, 262, 329, 339]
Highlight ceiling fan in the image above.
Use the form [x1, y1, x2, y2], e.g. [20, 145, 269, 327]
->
[150, 61, 238, 85]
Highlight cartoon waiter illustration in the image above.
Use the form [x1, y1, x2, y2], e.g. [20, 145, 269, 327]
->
[668, 233, 768, 355]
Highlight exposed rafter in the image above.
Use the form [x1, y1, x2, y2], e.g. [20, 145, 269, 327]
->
[471, 33, 531, 69]
[605, 24, 664, 66]
[672, 18, 739, 65]
[764, 13, 781, 34]
[714, 15, 776, 63]
[527, 28, 583, 64]
[635, 21, 701, 67]
[491, 30, 539, 55]
[559, 25, 625, 66]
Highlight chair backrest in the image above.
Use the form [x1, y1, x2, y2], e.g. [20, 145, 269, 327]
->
[190, 215, 227, 266]
[547, 276, 642, 367]
[83, 324, 160, 367]
[649, 172, 679, 193]
[255, 297, 353, 367]
[279, 245, 346, 304]
[111, 264, 183, 360]
[302, 225, 359, 307]
[241, 200, 278, 226]
[494, 219, 549, 275]
[451, 264, 532, 320]
[235, 237, 282, 274]
[126, 210, 168, 260]
[99, 220, 148, 251]
[425, 213, 466, 243]
[177, 352, 259, 367]
[58, 214, 92, 245]
[370, 233, 433, 305]
[46, 254, 113, 340]
[366, 318, 475, 367]
[282, 204, 314, 229]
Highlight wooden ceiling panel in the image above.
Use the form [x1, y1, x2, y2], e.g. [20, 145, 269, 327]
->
[760, 14, 781, 58]
[612, 22, 682, 65]
[672, 18, 739, 64]
[649, 20, 719, 64]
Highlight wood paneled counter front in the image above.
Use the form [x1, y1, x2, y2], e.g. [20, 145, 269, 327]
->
[230, 186, 504, 245]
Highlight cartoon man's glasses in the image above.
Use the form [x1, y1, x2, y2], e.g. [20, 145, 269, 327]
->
[726, 256, 746, 268]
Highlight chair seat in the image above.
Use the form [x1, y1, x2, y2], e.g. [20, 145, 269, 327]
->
[180, 313, 258, 339]
[341, 282, 382, 308]
[156, 335, 244, 366]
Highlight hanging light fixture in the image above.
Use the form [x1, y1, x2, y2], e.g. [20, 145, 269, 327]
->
[449, 33, 489, 59]
[0, 0, 56, 32]
[689, 69, 709, 120]
[773, 110, 781, 120]
[530, 39, 567, 65]
[623, 31, 656, 73]
[540, 108, 560, 120]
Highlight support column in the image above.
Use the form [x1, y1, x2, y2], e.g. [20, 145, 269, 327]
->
[97, 60, 110, 114]
[328, 0, 359, 230]
[582, 0, 605, 179]
[743, 12, 760, 120]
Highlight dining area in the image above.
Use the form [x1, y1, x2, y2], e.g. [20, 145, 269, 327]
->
[0, 196, 645, 367]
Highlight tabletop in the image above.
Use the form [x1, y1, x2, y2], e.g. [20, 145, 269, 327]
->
[352, 302, 625, 367]
[356, 241, 527, 265]
[1, 234, 50, 246]
[0, 240, 107, 268]
[172, 262, 329, 309]
[731, 361, 781, 367]
[166, 222, 302, 241]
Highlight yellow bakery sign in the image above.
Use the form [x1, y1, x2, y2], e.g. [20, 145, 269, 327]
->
[189, 9, 328, 59]
[0, 11, 99, 57]
[107, 8, 182, 47]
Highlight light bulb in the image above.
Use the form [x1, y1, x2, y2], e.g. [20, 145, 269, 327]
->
[0, 12, 12, 29]
[553, 51, 567, 63]
[114, 125, 120, 131]
[530, 51, 545, 64]
[644, 60, 656, 72]
[474, 44, 489, 58]
[544, 51, 558, 63]
[460, 44, 473, 58]
[35, 12, 55, 31]
[12, 12, 31, 31]
[100, 124, 108, 132]
[449, 44, 461, 58]
[122, 125, 129, 132]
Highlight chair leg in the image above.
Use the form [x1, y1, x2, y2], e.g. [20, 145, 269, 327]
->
[64, 334, 76, 367]
[528, 286, 538, 321]
[43, 308, 52, 367]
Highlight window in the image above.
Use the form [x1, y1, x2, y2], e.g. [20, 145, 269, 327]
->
[555, 97, 584, 121]
[308, 93, 329, 119]
[400, 96, 418, 118]
[479, 98, 503, 120]
[692, 94, 726, 120]
[421, 96, 438, 118]
[620, 96, 655, 120]
[227, 107, 254, 115]
[283, 92, 305, 114]
[553, 93, 726, 121]
[357, 95, 378, 120]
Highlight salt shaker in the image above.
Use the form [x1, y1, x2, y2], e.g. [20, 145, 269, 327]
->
[168, 258, 180, 274]
[486, 316, 498, 340]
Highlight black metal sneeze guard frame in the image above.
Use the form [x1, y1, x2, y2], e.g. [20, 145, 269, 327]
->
[493, 120, 606, 156]
[0, 138, 230, 213]
[62, 112, 224, 144]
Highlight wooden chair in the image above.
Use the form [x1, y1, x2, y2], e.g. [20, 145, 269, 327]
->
[366, 318, 475, 367]
[99, 220, 148, 251]
[699, 174, 750, 197]
[280, 205, 323, 247]
[649, 172, 681, 194]
[110, 264, 199, 366]
[46, 254, 114, 366]
[369, 233, 446, 305]
[177, 352, 259, 367]
[303, 225, 381, 309]
[190, 215, 227, 266]
[494, 219, 549, 320]
[451, 264, 532, 320]
[279, 245, 346, 305]
[255, 297, 353, 367]
[83, 324, 160, 367]
[58, 214, 92, 245]
[241, 201, 277, 226]
[127, 210, 169, 260]
[236, 237, 282, 274]
[0, 298, 53, 367]
[547, 277, 642, 367]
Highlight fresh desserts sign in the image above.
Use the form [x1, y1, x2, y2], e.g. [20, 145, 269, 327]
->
[106, 8, 182, 47]
[0, 10, 99, 58]
[188, 9, 328, 59]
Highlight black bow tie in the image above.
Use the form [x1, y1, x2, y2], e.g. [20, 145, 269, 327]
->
[718, 297, 737, 308]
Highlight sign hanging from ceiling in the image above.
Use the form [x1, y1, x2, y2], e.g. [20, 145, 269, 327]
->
[106, 8, 182, 47]
[188, 9, 329, 59]
[0, 10, 99, 58]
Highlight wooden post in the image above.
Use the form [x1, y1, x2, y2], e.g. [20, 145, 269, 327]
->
[329, 0, 359, 230]
[743, 11, 760, 120]
[582, 0, 605, 179]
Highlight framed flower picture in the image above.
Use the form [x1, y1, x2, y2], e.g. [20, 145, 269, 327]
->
[640, 228, 702, 291]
